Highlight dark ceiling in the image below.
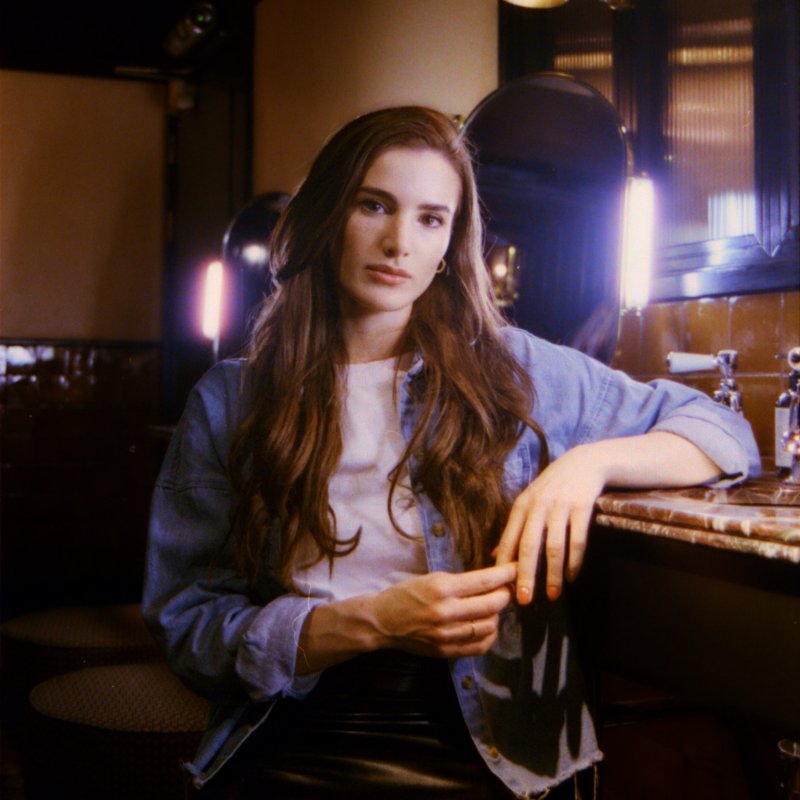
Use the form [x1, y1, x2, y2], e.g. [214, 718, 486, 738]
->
[0, 0, 255, 79]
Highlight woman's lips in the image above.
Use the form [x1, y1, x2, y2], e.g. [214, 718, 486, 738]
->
[366, 264, 412, 284]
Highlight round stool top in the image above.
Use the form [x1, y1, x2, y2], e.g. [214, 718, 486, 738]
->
[1, 604, 154, 649]
[29, 662, 211, 733]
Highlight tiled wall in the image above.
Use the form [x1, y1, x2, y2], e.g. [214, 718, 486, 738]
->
[612, 290, 800, 461]
[0, 342, 161, 619]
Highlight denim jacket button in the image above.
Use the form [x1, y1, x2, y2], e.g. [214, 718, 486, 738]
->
[431, 522, 445, 537]
[460, 675, 474, 691]
[486, 745, 500, 760]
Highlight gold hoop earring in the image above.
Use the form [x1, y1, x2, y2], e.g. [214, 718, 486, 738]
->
[435, 258, 447, 275]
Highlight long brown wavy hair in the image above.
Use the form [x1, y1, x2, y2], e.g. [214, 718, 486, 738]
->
[230, 106, 548, 588]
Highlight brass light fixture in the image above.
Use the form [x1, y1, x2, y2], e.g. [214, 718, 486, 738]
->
[503, 0, 637, 8]
[503, 0, 569, 7]
[488, 243, 521, 309]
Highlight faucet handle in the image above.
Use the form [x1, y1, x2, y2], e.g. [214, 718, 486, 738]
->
[666, 352, 718, 373]
[667, 350, 742, 412]
[666, 349, 738, 377]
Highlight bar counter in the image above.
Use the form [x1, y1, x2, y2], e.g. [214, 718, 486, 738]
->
[578, 471, 800, 733]
[595, 475, 800, 564]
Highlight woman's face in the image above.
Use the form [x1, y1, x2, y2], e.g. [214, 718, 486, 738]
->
[336, 146, 461, 329]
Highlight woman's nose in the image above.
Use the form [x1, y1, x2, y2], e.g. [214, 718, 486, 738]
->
[381, 215, 411, 259]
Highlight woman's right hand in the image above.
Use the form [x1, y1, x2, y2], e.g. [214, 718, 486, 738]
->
[296, 563, 517, 674]
[371, 563, 517, 658]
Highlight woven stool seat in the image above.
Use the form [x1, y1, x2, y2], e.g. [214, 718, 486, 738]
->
[25, 662, 211, 799]
[1, 603, 160, 694]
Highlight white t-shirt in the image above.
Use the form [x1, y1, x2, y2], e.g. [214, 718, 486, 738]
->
[291, 357, 428, 601]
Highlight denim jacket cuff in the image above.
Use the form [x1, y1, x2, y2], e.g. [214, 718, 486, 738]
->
[235, 593, 326, 702]
[651, 408, 760, 488]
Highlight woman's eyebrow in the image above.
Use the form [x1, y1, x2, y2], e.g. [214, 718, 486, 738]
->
[358, 185, 453, 216]
[420, 203, 454, 216]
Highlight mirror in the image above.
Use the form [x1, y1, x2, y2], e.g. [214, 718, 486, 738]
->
[463, 72, 629, 363]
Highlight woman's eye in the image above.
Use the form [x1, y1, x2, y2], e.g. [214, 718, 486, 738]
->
[359, 198, 386, 214]
[421, 214, 444, 228]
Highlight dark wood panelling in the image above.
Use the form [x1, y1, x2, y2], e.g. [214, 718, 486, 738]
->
[0, 341, 160, 619]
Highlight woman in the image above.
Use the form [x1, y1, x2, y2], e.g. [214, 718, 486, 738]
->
[143, 107, 759, 799]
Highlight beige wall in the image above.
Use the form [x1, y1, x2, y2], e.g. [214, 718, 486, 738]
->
[1, 4, 495, 338]
[0, 70, 165, 340]
[253, 0, 498, 193]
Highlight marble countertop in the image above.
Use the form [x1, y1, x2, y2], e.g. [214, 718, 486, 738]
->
[595, 475, 800, 563]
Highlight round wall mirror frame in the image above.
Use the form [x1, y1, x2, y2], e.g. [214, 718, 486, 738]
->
[463, 72, 630, 363]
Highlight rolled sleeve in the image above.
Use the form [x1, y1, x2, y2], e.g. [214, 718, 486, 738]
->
[592, 373, 760, 486]
[236, 595, 326, 701]
[503, 328, 761, 486]
[650, 406, 760, 487]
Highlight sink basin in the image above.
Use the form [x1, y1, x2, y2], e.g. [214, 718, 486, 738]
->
[673, 477, 800, 507]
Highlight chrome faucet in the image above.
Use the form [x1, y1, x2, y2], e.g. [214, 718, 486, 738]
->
[666, 349, 742, 413]
[776, 347, 800, 484]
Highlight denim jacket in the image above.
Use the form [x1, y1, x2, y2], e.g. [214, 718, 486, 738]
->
[142, 327, 760, 798]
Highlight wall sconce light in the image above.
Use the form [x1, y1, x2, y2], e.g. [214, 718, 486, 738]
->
[488, 242, 521, 309]
[620, 175, 655, 311]
[201, 259, 225, 362]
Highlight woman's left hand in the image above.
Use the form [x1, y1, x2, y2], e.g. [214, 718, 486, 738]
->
[494, 444, 604, 605]
[494, 432, 723, 605]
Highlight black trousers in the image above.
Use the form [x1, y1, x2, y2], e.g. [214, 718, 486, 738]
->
[195, 651, 593, 800]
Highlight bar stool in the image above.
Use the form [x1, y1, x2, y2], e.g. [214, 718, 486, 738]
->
[25, 661, 211, 799]
[1, 603, 161, 725]
[1, 603, 159, 686]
